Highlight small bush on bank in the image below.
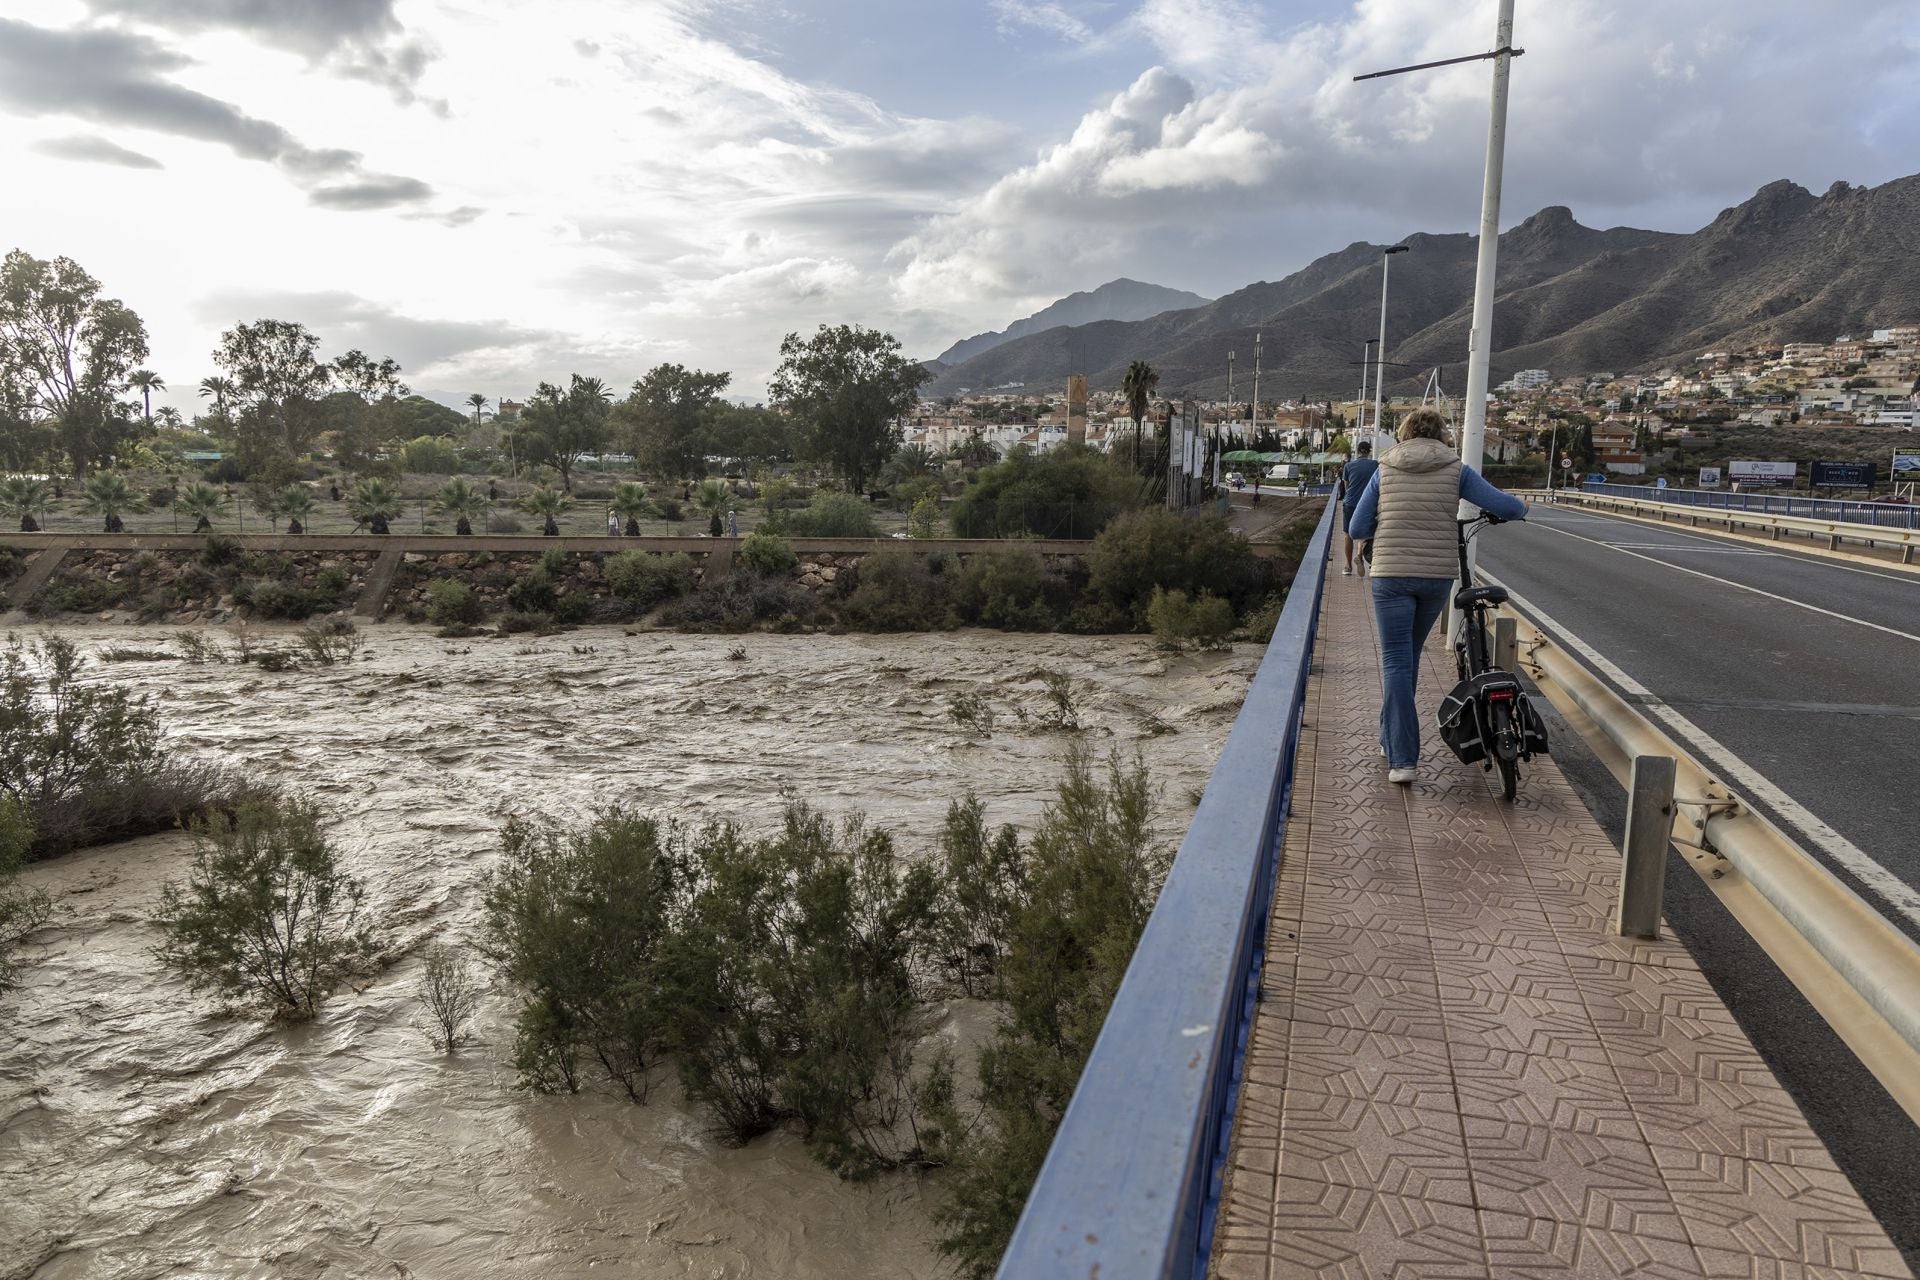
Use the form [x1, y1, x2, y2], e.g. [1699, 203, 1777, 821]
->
[658, 574, 816, 633]
[243, 580, 332, 620]
[836, 549, 957, 632]
[296, 617, 363, 666]
[954, 549, 1057, 631]
[1236, 592, 1286, 642]
[1, 635, 245, 858]
[0, 797, 51, 993]
[777, 491, 879, 538]
[481, 808, 685, 1100]
[605, 550, 696, 610]
[739, 531, 797, 577]
[426, 578, 484, 626]
[1086, 508, 1261, 627]
[153, 797, 379, 1019]
[487, 513, 524, 534]
[1146, 587, 1235, 653]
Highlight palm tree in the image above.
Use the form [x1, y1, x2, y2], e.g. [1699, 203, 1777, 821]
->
[177, 480, 227, 531]
[198, 376, 235, 413]
[610, 481, 653, 536]
[434, 476, 488, 535]
[466, 393, 489, 427]
[951, 435, 999, 470]
[2, 476, 51, 532]
[348, 477, 404, 535]
[1121, 360, 1160, 463]
[129, 370, 165, 430]
[517, 484, 570, 537]
[274, 485, 316, 534]
[81, 472, 140, 533]
[155, 406, 184, 431]
[692, 478, 729, 518]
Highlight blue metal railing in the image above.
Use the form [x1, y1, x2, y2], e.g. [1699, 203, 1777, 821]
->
[996, 501, 1337, 1280]
[1572, 482, 1918, 530]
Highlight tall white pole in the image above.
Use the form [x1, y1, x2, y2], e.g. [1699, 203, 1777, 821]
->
[1251, 332, 1262, 444]
[1459, 0, 1515, 487]
[1451, 0, 1515, 642]
[1373, 252, 1393, 454]
[1356, 341, 1372, 441]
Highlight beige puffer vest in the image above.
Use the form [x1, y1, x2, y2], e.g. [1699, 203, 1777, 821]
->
[1367, 437, 1462, 579]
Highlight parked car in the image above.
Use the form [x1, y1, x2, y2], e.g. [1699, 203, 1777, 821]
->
[1226, 471, 1246, 489]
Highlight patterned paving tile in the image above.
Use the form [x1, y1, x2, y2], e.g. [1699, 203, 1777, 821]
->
[1211, 560, 1906, 1280]
[1267, 1179, 1489, 1280]
[1651, 1149, 1910, 1277]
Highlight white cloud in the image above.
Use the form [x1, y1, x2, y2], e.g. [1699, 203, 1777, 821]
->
[992, 0, 1095, 42]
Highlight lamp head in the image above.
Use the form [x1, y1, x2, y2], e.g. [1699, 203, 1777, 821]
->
[1385, 244, 1410, 255]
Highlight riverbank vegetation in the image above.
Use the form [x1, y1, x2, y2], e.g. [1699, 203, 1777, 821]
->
[0, 634, 248, 858]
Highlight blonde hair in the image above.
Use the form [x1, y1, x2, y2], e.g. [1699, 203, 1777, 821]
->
[1398, 407, 1447, 441]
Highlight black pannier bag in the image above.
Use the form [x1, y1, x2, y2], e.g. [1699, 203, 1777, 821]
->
[1436, 672, 1549, 766]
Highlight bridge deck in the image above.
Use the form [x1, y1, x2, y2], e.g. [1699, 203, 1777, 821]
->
[1211, 562, 1910, 1279]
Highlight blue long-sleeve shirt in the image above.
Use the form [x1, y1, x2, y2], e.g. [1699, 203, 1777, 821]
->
[1347, 465, 1526, 542]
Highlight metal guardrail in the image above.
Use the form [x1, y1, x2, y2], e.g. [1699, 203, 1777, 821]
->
[1571, 481, 1919, 530]
[997, 501, 1337, 1280]
[1493, 589, 1920, 1124]
[1535, 489, 1920, 563]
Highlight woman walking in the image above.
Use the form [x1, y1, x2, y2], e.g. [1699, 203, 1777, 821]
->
[1347, 408, 1526, 784]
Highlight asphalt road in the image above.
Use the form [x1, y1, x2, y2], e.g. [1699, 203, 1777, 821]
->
[1476, 503, 1920, 1266]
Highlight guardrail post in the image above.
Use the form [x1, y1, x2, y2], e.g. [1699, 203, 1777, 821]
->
[1616, 754, 1677, 939]
[1493, 616, 1516, 672]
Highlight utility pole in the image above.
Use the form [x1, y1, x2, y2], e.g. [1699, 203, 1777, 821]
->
[1374, 245, 1410, 453]
[1251, 331, 1262, 445]
[1356, 338, 1378, 445]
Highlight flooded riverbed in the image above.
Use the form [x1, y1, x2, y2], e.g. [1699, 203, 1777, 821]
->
[0, 627, 1259, 1279]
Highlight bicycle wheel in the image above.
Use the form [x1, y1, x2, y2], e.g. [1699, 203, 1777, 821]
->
[1489, 703, 1519, 801]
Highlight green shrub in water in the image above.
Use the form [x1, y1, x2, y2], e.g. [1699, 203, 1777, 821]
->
[836, 548, 957, 632]
[605, 550, 696, 609]
[1146, 586, 1235, 652]
[426, 578, 484, 626]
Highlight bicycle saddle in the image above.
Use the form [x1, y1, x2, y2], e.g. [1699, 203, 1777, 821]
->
[1454, 584, 1509, 608]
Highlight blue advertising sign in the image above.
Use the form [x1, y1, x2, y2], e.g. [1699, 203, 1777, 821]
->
[1811, 461, 1875, 489]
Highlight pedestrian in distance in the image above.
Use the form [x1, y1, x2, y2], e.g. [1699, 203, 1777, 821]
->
[728, 509, 739, 537]
[1347, 407, 1527, 785]
[607, 509, 620, 536]
[1339, 441, 1378, 577]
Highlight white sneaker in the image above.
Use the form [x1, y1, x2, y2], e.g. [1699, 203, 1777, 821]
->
[1342, 566, 1353, 576]
[1388, 766, 1418, 784]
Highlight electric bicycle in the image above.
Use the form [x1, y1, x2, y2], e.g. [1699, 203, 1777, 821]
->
[1436, 514, 1549, 801]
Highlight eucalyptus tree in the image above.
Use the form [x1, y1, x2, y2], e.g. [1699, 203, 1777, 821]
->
[613, 363, 731, 478]
[513, 376, 610, 493]
[212, 319, 333, 460]
[0, 250, 150, 475]
[769, 324, 930, 494]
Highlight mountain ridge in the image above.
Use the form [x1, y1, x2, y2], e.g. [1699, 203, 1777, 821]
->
[924, 174, 1920, 400]
[934, 277, 1211, 367]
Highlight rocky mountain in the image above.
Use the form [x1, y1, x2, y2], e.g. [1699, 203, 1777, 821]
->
[934, 278, 1211, 367]
[925, 175, 1920, 400]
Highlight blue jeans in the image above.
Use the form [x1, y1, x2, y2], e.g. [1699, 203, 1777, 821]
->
[1371, 577, 1453, 768]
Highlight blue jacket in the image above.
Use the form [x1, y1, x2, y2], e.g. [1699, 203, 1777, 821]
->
[1348, 464, 1526, 542]
[1339, 457, 1379, 519]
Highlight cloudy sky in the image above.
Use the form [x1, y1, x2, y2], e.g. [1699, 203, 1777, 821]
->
[3, 0, 1916, 411]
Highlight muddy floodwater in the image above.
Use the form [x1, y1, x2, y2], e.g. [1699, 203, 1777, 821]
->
[1, 626, 1260, 1279]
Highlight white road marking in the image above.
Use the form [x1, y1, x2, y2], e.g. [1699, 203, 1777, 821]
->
[1525, 520, 1920, 645]
[1481, 572, 1920, 928]
[1536, 505, 1920, 586]
[1603, 543, 1775, 555]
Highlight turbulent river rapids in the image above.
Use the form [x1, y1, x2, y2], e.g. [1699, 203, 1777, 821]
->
[0, 626, 1259, 1279]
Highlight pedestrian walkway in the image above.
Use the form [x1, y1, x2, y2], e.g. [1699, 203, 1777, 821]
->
[1210, 562, 1911, 1279]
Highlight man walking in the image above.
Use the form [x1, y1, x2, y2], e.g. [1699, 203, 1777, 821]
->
[1339, 440, 1378, 576]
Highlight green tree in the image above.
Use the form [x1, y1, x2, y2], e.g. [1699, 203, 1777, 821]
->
[197, 375, 234, 413]
[212, 319, 333, 459]
[348, 476, 403, 534]
[466, 392, 489, 427]
[80, 471, 140, 532]
[513, 375, 610, 492]
[272, 484, 316, 534]
[705, 402, 795, 468]
[154, 797, 379, 1020]
[129, 369, 165, 430]
[518, 483, 570, 536]
[769, 324, 931, 494]
[434, 476, 488, 535]
[2, 474, 50, 532]
[610, 481, 654, 536]
[950, 435, 1000, 470]
[176, 479, 227, 531]
[0, 250, 151, 475]
[1120, 360, 1160, 462]
[614, 363, 731, 478]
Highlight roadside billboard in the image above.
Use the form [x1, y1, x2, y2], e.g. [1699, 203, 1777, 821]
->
[1697, 466, 1722, 488]
[1729, 459, 1796, 488]
[1810, 461, 1874, 489]
[1894, 450, 1920, 476]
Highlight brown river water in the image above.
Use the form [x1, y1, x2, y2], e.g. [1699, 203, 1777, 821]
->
[0, 626, 1259, 1280]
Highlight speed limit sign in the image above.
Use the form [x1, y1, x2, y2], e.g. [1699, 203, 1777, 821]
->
[1561, 455, 1573, 469]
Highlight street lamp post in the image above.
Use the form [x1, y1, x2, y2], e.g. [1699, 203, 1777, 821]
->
[1374, 245, 1410, 453]
[1251, 331, 1262, 445]
[1356, 338, 1379, 446]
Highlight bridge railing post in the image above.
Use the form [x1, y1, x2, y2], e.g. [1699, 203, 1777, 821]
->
[1616, 754, 1676, 939]
[1493, 615, 1516, 672]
